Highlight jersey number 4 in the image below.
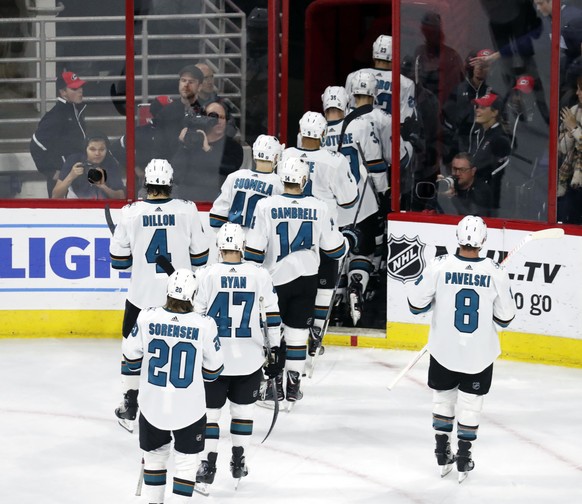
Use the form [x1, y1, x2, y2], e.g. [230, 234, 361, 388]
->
[454, 288, 479, 333]
[146, 229, 172, 273]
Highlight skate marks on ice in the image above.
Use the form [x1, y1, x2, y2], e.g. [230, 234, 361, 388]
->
[0, 339, 581, 503]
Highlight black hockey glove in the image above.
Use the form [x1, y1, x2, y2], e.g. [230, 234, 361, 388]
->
[342, 225, 362, 253]
[263, 340, 286, 379]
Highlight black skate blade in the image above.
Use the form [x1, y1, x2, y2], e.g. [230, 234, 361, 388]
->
[117, 418, 134, 433]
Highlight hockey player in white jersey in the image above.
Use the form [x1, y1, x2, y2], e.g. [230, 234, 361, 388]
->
[244, 157, 348, 403]
[110, 158, 210, 432]
[122, 269, 224, 503]
[407, 216, 515, 482]
[193, 223, 283, 492]
[282, 111, 358, 354]
[322, 76, 401, 325]
[209, 134, 284, 229]
[345, 34, 416, 121]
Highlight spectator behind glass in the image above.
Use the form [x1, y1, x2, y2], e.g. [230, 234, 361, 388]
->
[155, 65, 205, 161]
[442, 49, 495, 163]
[469, 93, 511, 211]
[414, 11, 465, 109]
[29, 71, 87, 197]
[172, 100, 243, 201]
[557, 75, 582, 224]
[195, 63, 219, 106]
[436, 152, 494, 217]
[503, 75, 548, 220]
[52, 133, 125, 199]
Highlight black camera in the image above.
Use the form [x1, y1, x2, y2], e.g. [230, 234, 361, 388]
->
[184, 111, 219, 133]
[436, 175, 459, 193]
[85, 163, 107, 184]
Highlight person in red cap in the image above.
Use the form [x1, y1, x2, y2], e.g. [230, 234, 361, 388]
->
[468, 93, 511, 213]
[442, 48, 496, 162]
[29, 70, 88, 197]
[501, 73, 550, 219]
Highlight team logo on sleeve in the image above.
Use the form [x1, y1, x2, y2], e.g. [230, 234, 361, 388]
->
[386, 235, 426, 283]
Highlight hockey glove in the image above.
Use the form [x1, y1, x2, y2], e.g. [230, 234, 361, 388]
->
[341, 225, 362, 254]
[263, 340, 286, 379]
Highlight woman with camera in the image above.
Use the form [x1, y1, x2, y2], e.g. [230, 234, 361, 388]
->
[171, 100, 243, 201]
[52, 133, 126, 199]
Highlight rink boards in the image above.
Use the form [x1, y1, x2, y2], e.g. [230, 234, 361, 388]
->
[1, 208, 581, 368]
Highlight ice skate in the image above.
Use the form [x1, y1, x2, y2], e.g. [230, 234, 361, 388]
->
[456, 440, 475, 483]
[348, 276, 364, 326]
[308, 326, 325, 357]
[115, 389, 138, 433]
[434, 434, 456, 478]
[286, 370, 303, 411]
[256, 372, 284, 410]
[195, 451, 217, 496]
[230, 446, 248, 490]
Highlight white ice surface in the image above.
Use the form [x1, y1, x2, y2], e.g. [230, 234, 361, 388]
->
[1, 339, 581, 503]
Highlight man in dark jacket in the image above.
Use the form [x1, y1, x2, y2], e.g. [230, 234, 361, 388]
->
[29, 71, 87, 197]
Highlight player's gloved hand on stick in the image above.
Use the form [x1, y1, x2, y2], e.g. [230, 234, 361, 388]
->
[342, 225, 362, 253]
[264, 340, 286, 379]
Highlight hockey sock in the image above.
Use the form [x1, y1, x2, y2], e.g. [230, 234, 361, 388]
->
[284, 326, 308, 376]
[144, 443, 171, 503]
[348, 255, 373, 293]
[313, 288, 333, 331]
[173, 451, 197, 500]
[457, 391, 483, 441]
[230, 403, 254, 448]
[200, 408, 221, 459]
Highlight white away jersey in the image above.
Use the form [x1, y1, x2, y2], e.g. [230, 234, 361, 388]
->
[194, 261, 281, 376]
[244, 194, 348, 286]
[345, 68, 416, 120]
[322, 116, 382, 226]
[281, 147, 358, 223]
[122, 306, 224, 430]
[407, 254, 516, 374]
[110, 198, 209, 309]
[209, 168, 283, 229]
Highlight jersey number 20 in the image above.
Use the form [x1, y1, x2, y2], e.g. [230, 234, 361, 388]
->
[148, 339, 196, 388]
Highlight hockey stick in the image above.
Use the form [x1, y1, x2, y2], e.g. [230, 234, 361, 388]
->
[135, 456, 144, 496]
[258, 296, 279, 443]
[386, 227, 565, 391]
[104, 203, 116, 234]
[308, 140, 374, 378]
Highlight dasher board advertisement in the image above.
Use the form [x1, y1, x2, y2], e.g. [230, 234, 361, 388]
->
[386, 220, 581, 340]
[0, 208, 217, 310]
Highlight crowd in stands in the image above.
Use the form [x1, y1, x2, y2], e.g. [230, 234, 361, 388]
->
[28, 1, 582, 226]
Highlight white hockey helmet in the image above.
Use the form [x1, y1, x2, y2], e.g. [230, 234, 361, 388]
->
[216, 222, 245, 252]
[322, 86, 349, 113]
[277, 157, 310, 190]
[252, 134, 283, 163]
[456, 215, 487, 248]
[299, 111, 327, 139]
[167, 268, 198, 302]
[373, 35, 393, 61]
[351, 70, 377, 97]
[145, 159, 173, 186]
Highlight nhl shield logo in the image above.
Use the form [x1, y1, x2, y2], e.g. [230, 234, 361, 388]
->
[386, 235, 426, 283]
